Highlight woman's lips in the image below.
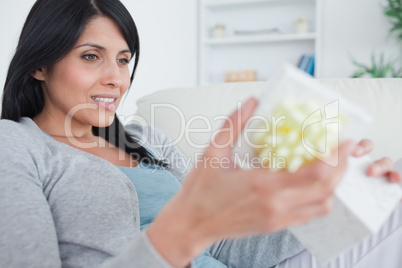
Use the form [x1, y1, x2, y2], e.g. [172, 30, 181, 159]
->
[91, 96, 117, 111]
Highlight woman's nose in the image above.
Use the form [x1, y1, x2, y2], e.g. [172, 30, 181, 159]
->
[100, 60, 123, 88]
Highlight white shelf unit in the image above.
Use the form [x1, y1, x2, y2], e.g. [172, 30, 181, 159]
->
[198, 0, 321, 85]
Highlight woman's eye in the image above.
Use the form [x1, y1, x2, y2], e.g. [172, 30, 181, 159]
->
[82, 54, 99, 61]
[117, 58, 129, 65]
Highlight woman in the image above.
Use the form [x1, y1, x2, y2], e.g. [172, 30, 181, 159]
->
[0, 0, 400, 267]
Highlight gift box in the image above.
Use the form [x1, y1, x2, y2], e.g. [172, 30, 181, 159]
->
[233, 64, 402, 263]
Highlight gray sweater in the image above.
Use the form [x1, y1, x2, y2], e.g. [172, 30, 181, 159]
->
[0, 117, 191, 268]
[0, 117, 305, 268]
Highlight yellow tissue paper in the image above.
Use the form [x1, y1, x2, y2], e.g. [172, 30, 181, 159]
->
[253, 99, 345, 172]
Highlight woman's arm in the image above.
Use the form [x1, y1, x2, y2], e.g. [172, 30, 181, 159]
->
[0, 121, 61, 267]
[146, 98, 355, 267]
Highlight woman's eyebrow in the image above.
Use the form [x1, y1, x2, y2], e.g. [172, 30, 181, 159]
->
[75, 43, 131, 54]
[75, 43, 105, 50]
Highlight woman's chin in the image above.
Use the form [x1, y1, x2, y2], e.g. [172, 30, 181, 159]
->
[89, 112, 116, 128]
[95, 118, 115, 128]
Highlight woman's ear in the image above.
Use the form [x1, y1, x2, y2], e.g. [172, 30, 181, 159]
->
[32, 68, 45, 81]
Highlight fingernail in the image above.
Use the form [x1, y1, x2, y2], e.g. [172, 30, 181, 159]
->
[371, 165, 380, 175]
[355, 146, 364, 156]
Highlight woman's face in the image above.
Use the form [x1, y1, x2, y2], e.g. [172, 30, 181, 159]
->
[33, 16, 132, 129]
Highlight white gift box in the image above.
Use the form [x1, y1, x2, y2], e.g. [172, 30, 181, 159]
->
[290, 155, 402, 263]
[234, 64, 402, 263]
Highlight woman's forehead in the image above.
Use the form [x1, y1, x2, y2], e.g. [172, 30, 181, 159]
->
[76, 16, 129, 51]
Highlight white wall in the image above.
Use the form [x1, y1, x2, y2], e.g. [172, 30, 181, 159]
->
[0, 0, 399, 117]
[319, 0, 401, 78]
[118, 0, 198, 117]
[0, 0, 35, 110]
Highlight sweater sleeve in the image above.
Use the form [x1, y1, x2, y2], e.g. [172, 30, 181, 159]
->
[0, 120, 192, 268]
[101, 231, 177, 268]
[0, 121, 61, 268]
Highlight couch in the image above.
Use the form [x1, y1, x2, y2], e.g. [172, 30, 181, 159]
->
[135, 78, 402, 163]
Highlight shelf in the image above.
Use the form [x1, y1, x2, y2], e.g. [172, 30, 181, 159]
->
[204, 0, 313, 8]
[204, 33, 316, 45]
[198, 0, 320, 84]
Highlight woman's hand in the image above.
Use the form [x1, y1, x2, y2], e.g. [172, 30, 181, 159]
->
[147, 97, 355, 268]
[352, 139, 401, 183]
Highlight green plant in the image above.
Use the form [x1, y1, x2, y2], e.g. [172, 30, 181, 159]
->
[384, 0, 402, 41]
[350, 1, 402, 78]
[351, 53, 402, 78]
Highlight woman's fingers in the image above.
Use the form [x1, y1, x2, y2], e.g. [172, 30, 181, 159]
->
[352, 139, 374, 157]
[387, 171, 402, 183]
[351, 140, 401, 183]
[242, 141, 355, 233]
[265, 198, 334, 232]
[367, 157, 402, 183]
[367, 157, 393, 176]
[275, 180, 334, 211]
[265, 141, 355, 218]
[292, 140, 356, 186]
[266, 143, 353, 214]
[388, 172, 402, 183]
[251, 140, 355, 199]
[203, 97, 258, 160]
[350, 139, 401, 182]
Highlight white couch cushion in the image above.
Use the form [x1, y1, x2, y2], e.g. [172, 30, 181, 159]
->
[135, 79, 402, 162]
